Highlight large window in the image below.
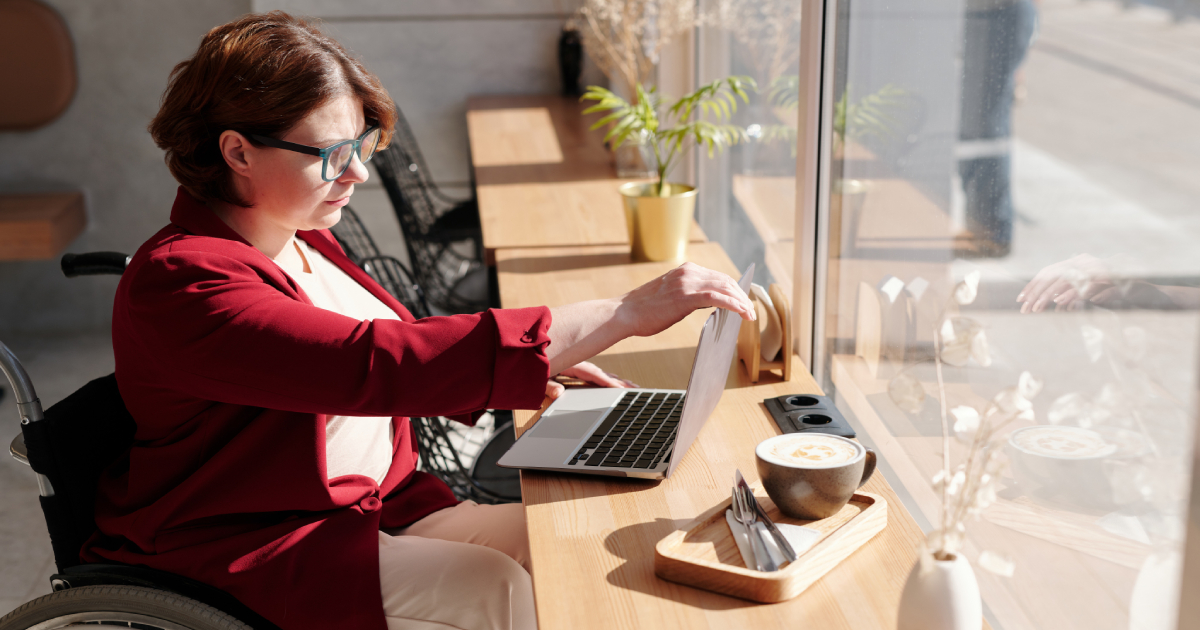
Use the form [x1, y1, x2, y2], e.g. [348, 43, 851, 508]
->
[689, 2, 1196, 624]
[815, 0, 1199, 627]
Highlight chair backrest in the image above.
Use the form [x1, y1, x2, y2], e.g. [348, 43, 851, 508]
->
[21, 373, 136, 571]
[373, 143, 443, 243]
[373, 146, 487, 314]
[388, 108, 437, 186]
[358, 255, 432, 320]
[329, 206, 432, 320]
[328, 205, 382, 264]
[408, 416, 517, 504]
[381, 107, 470, 215]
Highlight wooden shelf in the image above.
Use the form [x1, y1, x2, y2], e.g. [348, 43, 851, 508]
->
[467, 95, 706, 258]
[0, 192, 85, 260]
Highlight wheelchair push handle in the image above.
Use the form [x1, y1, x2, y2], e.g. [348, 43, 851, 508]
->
[60, 252, 130, 278]
[0, 340, 41, 420]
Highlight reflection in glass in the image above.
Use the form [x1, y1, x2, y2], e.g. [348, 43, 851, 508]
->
[697, 0, 805, 293]
[956, 0, 1037, 258]
[820, 0, 1199, 628]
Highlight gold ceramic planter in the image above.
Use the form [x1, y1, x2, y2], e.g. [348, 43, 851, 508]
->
[618, 182, 697, 262]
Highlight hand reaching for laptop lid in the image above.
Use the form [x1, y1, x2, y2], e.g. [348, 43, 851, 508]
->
[546, 262, 755, 377]
[545, 361, 639, 401]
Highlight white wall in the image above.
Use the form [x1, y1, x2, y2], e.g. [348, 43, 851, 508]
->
[0, 0, 603, 335]
[254, 1, 605, 258]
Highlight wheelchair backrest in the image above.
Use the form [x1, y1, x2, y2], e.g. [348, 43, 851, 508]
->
[23, 373, 136, 572]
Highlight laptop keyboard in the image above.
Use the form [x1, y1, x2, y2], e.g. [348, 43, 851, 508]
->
[568, 391, 685, 469]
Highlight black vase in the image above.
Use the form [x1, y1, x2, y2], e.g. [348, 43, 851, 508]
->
[558, 27, 583, 96]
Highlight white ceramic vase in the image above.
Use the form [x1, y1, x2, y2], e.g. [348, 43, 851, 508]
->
[896, 553, 982, 630]
[1128, 550, 1183, 630]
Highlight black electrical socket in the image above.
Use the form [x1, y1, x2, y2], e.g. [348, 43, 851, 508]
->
[763, 394, 856, 438]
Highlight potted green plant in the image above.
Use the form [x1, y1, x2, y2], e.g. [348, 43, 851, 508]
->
[581, 77, 753, 261]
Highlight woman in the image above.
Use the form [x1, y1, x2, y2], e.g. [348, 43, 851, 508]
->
[81, 12, 754, 630]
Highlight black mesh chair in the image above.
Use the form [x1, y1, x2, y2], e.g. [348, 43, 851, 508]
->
[410, 417, 519, 504]
[330, 206, 432, 319]
[372, 111, 490, 315]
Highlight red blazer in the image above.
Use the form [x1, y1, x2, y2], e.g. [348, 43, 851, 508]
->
[82, 189, 551, 630]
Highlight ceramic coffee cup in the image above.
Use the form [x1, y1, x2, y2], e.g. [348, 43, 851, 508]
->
[755, 433, 877, 520]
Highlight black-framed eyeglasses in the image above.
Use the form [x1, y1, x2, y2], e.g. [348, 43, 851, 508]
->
[250, 123, 382, 182]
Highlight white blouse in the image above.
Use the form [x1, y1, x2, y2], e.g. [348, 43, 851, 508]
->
[275, 237, 398, 485]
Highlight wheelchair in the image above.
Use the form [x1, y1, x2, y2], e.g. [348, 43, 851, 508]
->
[0, 252, 278, 630]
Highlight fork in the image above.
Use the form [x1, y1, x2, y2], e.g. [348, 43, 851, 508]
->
[732, 485, 777, 571]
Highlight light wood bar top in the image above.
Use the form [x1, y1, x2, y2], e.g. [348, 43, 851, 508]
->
[467, 94, 704, 258]
[497, 242, 930, 630]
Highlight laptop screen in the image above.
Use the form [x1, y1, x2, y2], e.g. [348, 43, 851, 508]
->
[665, 264, 755, 477]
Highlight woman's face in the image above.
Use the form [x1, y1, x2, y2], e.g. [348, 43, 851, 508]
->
[240, 94, 369, 233]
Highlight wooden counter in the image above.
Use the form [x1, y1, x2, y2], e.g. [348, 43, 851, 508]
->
[497, 242, 931, 630]
[467, 95, 704, 261]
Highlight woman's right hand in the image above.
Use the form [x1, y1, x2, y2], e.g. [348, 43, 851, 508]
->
[546, 263, 755, 376]
[616, 262, 756, 338]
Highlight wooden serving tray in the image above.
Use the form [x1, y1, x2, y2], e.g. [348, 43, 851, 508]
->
[654, 489, 887, 603]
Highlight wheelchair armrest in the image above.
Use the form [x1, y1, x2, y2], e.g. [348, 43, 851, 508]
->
[10, 432, 28, 466]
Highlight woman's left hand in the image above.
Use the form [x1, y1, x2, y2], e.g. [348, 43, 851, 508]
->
[560, 361, 639, 388]
[545, 361, 638, 401]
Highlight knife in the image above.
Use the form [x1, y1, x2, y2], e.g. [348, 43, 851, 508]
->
[734, 469, 799, 562]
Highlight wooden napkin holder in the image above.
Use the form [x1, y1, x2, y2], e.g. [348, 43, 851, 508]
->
[737, 283, 792, 383]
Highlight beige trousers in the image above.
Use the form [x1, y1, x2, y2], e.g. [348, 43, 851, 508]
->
[379, 501, 537, 630]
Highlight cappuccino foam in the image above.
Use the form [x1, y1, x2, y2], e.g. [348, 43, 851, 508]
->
[764, 434, 859, 467]
[1011, 426, 1117, 459]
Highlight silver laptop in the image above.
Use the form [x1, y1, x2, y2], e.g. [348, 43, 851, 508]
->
[497, 265, 754, 480]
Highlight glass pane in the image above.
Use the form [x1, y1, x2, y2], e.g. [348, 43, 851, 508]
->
[819, 0, 1198, 628]
[696, 0, 804, 296]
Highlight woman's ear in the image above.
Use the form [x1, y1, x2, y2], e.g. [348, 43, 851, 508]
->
[218, 130, 253, 177]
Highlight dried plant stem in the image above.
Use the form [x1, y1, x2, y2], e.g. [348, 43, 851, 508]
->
[946, 405, 1020, 555]
[933, 327, 952, 558]
[573, 0, 703, 103]
[582, 9, 638, 98]
[894, 271, 1036, 570]
[950, 420, 989, 546]
[713, 0, 802, 86]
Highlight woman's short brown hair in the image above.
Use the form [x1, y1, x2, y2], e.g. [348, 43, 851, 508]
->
[149, 12, 396, 207]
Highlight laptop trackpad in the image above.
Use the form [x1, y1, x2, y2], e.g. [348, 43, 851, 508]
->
[530, 410, 601, 440]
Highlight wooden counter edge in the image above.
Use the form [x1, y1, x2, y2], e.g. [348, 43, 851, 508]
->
[0, 192, 86, 261]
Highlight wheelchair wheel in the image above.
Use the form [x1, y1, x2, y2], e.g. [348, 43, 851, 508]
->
[0, 585, 252, 630]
